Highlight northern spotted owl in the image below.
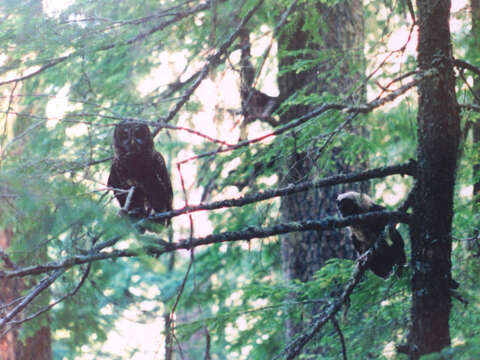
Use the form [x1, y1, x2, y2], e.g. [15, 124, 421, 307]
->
[108, 121, 173, 226]
[336, 191, 406, 278]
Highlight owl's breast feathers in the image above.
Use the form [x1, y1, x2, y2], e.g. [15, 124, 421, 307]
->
[108, 150, 173, 225]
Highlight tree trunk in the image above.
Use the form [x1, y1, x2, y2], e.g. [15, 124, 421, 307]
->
[278, 1, 365, 340]
[0, 228, 53, 360]
[0, 2, 53, 354]
[408, 0, 460, 358]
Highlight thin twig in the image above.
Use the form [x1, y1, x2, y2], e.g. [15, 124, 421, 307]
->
[122, 186, 136, 212]
[331, 317, 348, 360]
[167, 163, 196, 349]
[6, 263, 91, 328]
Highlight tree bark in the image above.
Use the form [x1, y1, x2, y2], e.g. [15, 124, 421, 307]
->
[277, 1, 365, 341]
[408, 0, 460, 358]
[0, 228, 53, 360]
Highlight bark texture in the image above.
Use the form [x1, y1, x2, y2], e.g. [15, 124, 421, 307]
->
[408, 0, 461, 357]
[278, 1, 365, 340]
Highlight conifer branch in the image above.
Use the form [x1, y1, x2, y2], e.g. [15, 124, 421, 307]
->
[279, 249, 372, 360]
[0, 210, 410, 280]
[0, 3, 211, 87]
[147, 161, 416, 223]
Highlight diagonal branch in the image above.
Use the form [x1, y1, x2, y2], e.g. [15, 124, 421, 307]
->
[278, 250, 372, 360]
[147, 161, 416, 223]
[6, 262, 92, 328]
[153, 0, 266, 135]
[177, 69, 438, 164]
[0, 269, 65, 329]
[0, 56, 70, 87]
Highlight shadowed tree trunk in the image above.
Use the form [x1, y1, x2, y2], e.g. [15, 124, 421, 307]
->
[407, 0, 461, 358]
[277, 1, 366, 341]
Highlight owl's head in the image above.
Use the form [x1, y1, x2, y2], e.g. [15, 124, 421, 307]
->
[336, 191, 375, 217]
[113, 121, 154, 159]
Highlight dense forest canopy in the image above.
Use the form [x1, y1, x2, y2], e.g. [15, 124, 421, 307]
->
[0, 0, 479, 359]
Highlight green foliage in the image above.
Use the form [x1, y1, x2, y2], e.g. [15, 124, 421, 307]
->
[0, 0, 478, 358]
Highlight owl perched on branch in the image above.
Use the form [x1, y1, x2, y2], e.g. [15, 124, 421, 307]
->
[336, 191, 406, 278]
[108, 121, 173, 226]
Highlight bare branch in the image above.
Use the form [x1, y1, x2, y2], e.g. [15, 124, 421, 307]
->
[332, 317, 348, 360]
[453, 58, 480, 77]
[147, 161, 416, 223]
[0, 269, 65, 329]
[122, 186, 136, 212]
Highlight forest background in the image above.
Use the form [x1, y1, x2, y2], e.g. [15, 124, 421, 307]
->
[0, 0, 479, 359]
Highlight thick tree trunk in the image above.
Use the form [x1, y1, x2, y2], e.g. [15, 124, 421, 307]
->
[408, 0, 460, 358]
[278, 1, 365, 340]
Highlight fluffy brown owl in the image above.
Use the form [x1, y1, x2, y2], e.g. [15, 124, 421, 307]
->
[108, 121, 173, 226]
[336, 191, 406, 278]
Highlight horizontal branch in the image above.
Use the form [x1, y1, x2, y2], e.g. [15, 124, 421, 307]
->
[453, 58, 480, 77]
[0, 210, 410, 279]
[147, 161, 416, 223]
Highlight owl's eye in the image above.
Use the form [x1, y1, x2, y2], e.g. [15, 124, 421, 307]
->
[118, 128, 129, 139]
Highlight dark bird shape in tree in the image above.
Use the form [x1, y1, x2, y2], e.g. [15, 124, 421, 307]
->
[108, 121, 173, 227]
[336, 191, 406, 278]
